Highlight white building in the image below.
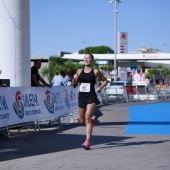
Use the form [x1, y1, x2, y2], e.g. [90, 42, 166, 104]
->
[62, 52, 170, 69]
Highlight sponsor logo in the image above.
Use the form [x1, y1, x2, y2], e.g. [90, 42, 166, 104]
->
[0, 95, 8, 110]
[43, 90, 54, 114]
[64, 88, 70, 109]
[70, 90, 76, 100]
[142, 54, 159, 58]
[44, 88, 77, 114]
[13, 90, 40, 119]
[64, 88, 77, 109]
[13, 91, 24, 119]
[0, 95, 9, 120]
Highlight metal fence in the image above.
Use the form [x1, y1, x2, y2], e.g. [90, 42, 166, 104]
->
[0, 111, 78, 139]
[101, 84, 170, 103]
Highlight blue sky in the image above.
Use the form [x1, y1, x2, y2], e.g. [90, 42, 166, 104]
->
[30, 0, 170, 58]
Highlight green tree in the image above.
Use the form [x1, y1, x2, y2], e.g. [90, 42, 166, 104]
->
[93, 59, 99, 69]
[99, 64, 114, 78]
[74, 62, 84, 70]
[48, 57, 64, 81]
[107, 64, 114, 72]
[100, 65, 108, 75]
[63, 60, 76, 72]
[146, 68, 157, 84]
[41, 56, 83, 82]
[156, 64, 164, 78]
[144, 73, 151, 80]
[41, 67, 50, 80]
[79, 46, 114, 54]
[162, 68, 170, 85]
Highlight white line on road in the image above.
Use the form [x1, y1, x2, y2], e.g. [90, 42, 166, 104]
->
[0, 149, 18, 153]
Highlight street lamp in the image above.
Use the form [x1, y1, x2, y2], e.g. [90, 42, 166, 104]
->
[83, 41, 86, 54]
[109, 0, 121, 81]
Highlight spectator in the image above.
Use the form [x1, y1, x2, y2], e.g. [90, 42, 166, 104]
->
[116, 77, 120, 81]
[51, 71, 65, 86]
[63, 69, 76, 86]
[149, 79, 155, 85]
[31, 59, 50, 87]
[63, 71, 71, 86]
[127, 72, 132, 85]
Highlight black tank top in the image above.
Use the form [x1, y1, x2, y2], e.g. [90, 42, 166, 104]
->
[79, 68, 96, 98]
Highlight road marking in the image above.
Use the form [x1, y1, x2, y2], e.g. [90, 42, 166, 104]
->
[0, 149, 18, 153]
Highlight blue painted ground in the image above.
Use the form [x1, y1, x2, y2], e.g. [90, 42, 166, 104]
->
[125, 102, 170, 134]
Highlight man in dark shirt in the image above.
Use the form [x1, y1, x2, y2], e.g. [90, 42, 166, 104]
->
[31, 59, 49, 87]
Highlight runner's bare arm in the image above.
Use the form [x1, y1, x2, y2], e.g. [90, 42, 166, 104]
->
[72, 69, 82, 88]
[95, 69, 108, 92]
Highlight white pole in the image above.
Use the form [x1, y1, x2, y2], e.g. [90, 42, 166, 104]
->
[0, 0, 30, 86]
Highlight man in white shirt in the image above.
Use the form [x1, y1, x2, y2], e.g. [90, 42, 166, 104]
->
[63, 74, 70, 86]
[51, 71, 65, 86]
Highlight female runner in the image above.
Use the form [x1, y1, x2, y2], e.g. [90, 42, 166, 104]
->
[72, 53, 108, 150]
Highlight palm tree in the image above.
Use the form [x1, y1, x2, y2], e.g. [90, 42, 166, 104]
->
[41, 56, 84, 82]
[100, 65, 107, 75]
[74, 62, 83, 70]
[41, 56, 64, 82]
[93, 59, 99, 69]
[157, 64, 164, 78]
[162, 68, 170, 85]
[145, 72, 151, 79]
[107, 64, 114, 73]
[63, 60, 76, 72]
[63, 60, 84, 73]
[49, 57, 64, 81]
[147, 68, 157, 85]
[145, 72, 151, 84]
[41, 67, 50, 80]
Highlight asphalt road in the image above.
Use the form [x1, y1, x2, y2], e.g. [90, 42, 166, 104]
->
[0, 101, 170, 170]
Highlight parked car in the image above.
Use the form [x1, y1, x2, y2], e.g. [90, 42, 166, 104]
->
[103, 81, 131, 101]
[110, 81, 132, 86]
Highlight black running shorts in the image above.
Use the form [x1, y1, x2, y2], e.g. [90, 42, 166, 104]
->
[78, 96, 100, 108]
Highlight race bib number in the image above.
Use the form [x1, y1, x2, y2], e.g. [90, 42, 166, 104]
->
[79, 83, 90, 92]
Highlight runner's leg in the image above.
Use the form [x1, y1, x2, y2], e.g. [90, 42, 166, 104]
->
[79, 107, 86, 124]
[85, 102, 96, 142]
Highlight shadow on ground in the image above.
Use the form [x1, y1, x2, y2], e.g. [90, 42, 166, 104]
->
[0, 121, 169, 162]
[0, 125, 129, 162]
[1, 102, 170, 162]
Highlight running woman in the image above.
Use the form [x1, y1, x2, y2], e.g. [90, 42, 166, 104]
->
[72, 53, 108, 150]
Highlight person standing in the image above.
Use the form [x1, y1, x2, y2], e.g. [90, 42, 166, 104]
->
[63, 71, 71, 86]
[72, 53, 108, 150]
[127, 72, 132, 85]
[31, 59, 50, 87]
[63, 69, 76, 86]
[51, 71, 65, 86]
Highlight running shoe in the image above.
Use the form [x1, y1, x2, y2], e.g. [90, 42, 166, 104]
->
[92, 115, 96, 128]
[82, 140, 90, 150]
